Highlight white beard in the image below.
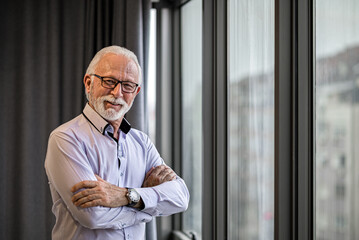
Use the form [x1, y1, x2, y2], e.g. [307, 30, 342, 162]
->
[88, 84, 133, 121]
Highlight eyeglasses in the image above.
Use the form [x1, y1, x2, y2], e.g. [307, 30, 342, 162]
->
[90, 74, 139, 93]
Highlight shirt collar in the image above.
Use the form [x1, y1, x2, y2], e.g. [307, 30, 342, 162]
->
[82, 103, 131, 135]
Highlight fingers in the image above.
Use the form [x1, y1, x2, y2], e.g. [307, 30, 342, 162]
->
[71, 180, 98, 193]
[142, 165, 177, 187]
[78, 199, 102, 208]
[71, 176, 103, 208]
[150, 165, 167, 176]
[71, 184, 108, 208]
[95, 174, 105, 182]
[72, 192, 101, 207]
[163, 171, 176, 182]
[72, 188, 99, 202]
[144, 167, 155, 180]
[151, 165, 174, 177]
[157, 166, 174, 178]
[156, 166, 176, 182]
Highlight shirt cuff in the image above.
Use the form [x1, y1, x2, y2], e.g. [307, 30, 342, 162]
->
[135, 187, 160, 216]
[123, 206, 153, 225]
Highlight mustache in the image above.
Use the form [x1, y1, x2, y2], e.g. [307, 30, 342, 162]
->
[100, 95, 127, 105]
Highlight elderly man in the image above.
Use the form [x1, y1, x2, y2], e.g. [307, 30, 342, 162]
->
[45, 46, 189, 240]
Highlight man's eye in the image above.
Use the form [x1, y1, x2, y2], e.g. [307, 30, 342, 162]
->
[123, 83, 133, 88]
[104, 79, 117, 85]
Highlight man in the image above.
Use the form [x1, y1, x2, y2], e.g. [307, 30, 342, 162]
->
[45, 46, 189, 240]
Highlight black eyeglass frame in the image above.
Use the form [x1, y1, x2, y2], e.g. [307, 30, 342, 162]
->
[90, 74, 139, 93]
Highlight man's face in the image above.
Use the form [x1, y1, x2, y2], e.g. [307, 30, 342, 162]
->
[84, 53, 141, 121]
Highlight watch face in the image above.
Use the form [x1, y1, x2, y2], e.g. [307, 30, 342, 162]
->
[129, 189, 140, 202]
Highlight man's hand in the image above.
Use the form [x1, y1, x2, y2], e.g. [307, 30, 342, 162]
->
[71, 175, 128, 208]
[142, 165, 176, 188]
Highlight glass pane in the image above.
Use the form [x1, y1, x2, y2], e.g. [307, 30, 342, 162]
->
[181, 0, 202, 238]
[315, 1, 359, 239]
[148, 9, 156, 142]
[228, 1, 275, 240]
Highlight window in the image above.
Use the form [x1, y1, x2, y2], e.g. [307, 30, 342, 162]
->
[315, 0, 359, 239]
[228, 0, 275, 239]
[154, 0, 359, 239]
[148, 9, 157, 142]
[181, 0, 202, 238]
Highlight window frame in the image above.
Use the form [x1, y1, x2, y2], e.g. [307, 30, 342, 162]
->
[202, 0, 316, 239]
[275, 0, 315, 239]
[202, 0, 228, 239]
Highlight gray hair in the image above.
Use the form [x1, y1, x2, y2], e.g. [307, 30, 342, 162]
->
[86, 45, 142, 85]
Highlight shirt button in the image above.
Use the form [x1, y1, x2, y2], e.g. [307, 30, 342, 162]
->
[120, 172, 124, 176]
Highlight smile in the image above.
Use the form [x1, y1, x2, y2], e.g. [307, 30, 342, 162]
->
[105, 101, 122, 108]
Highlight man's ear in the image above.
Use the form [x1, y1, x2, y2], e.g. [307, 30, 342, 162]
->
[135, 86, 141, 96]
[83, 74, 92, 94]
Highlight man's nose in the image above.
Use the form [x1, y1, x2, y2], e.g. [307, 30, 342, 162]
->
[111, 83, 123, 98]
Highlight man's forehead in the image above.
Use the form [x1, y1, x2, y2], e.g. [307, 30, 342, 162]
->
[96, 53, 138, 75]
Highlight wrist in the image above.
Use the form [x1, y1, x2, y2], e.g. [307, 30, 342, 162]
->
[133, 198, 145, 210]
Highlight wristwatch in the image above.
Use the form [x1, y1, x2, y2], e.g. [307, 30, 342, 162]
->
[126, 188, 141, 207]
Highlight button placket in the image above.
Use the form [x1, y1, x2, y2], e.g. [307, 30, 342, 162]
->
[117, 137, 126, 184]
[118, 142, 124, 166]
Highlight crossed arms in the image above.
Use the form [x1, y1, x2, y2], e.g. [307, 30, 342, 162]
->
[45, 131, 189, 230]
[71, 165, 176, 209]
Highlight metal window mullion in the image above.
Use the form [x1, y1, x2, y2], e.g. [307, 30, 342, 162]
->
[275, 0, 293, 239]
[202, 0, 227, 239]
[202, 0, 216, 238]
[296, 0, 315, 239]
[155, 6, 163, 154]
[215, 0, 227, 239]
[172, 5, 183, 232]
[275, 0, 315, 239]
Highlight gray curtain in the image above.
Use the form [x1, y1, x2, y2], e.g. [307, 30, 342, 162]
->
[0, 0, 152, 239]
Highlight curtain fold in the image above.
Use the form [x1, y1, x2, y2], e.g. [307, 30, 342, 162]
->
[0, 0, 151, 239]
